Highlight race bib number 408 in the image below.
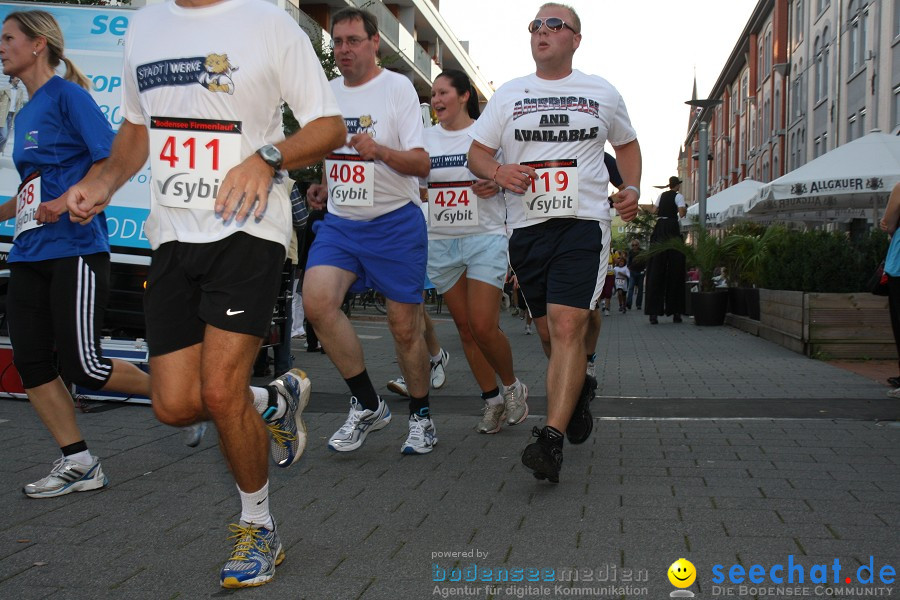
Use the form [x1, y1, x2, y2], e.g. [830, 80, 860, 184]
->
[14, 172, 42, 240]
[427, 180, 478, 227]
[326, 153, 374, 207]
[149, 116, 242, 211]
[520, 159, 578, 219]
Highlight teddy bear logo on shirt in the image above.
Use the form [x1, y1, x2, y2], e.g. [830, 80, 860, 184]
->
[198, 53, 239, 95]
[358, 114, 377, 138]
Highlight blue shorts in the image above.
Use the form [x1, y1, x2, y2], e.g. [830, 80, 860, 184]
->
[307, 202, 426, 304]
[427, 233, 509, 295]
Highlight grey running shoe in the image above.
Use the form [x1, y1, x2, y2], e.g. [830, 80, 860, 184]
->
[182, 422, 208, 447]
[266, 368, 311, 467]
[328, 396, 392, 452]
[585, 360, 596, 379]
[220, 519, 284, 588]
[475, 401, 505, 434]
[386, 376, 409, 397]
[401, 412, 437, 454]
[503, 380, 529, 425]
[430, 349, 449, 388]
[521, 426, 563, 483]
[23, 456, 108, 498]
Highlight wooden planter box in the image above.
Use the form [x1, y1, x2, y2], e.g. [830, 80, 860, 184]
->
[727, 289, 896, 359]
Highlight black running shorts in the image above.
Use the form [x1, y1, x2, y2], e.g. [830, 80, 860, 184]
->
[507, 219, 610, 319]
[144, 232, 285, 357]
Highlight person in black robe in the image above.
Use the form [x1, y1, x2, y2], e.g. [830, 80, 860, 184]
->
[644, 176, 687, 324]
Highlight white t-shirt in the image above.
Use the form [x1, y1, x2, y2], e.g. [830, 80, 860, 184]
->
[470, 69, 636, 229]
[614, 265, 630, 289]
[423, 122, 508, 240]
[121, 0, 341, 251]
[326, 69, 424, 221]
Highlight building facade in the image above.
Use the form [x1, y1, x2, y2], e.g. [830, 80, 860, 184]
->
[680, 0, 899, 209]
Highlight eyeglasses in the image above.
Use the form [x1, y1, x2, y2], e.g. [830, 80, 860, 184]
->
[330, 36, 370, 49]
[527, 17, 578, 34]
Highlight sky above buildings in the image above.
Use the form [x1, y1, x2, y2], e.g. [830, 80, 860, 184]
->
[441, 0, 759, 204]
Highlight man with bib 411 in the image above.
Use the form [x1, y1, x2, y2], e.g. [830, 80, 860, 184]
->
[303, 8, 436, 455]
[468, 2, 642, 483]
[63, 0, 346, 588]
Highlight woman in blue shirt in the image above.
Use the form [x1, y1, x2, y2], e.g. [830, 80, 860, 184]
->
[0, 10, 150, 498]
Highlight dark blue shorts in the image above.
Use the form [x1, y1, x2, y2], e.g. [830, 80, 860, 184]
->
[307, 202, 426, 304]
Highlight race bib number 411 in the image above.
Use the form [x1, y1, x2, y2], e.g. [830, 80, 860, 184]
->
[520, 159, 578, 219]
[149, 116, 242, 211]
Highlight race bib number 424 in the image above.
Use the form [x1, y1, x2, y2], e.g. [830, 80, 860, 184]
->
[520, 159, 578, 219]
[427, 180, 478, 227]
[149, 116, 242, 211]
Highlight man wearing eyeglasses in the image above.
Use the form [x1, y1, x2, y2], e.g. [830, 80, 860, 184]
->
[469, 2, 642, 484]
[304, 8, 436, 456]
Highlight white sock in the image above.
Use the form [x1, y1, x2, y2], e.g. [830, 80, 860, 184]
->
[503, 378, 521, 394]
[238, 481, 273, 529]
[430, 350, 443, 364]
[251, 386, 285, 421]
[486, 394, 503, 406]
[66, 450, 93, 466]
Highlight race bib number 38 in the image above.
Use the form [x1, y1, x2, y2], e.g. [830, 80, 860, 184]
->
[14, 171, 42, 240]
[427, 180, 478, 228]
[520, 159, 578, 219]
[326, 153, 374, 207]
[149, 116, 242, 211]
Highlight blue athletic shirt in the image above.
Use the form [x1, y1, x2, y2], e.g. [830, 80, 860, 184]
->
[8, 76, 113, 263]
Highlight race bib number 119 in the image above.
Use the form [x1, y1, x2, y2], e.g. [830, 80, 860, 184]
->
[520, 159, 578, 219]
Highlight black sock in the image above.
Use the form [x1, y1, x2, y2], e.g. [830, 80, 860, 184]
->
[542, 426, 564, 447]
[60, 440, 88, 456]
[345, 370, 379, 411]
[586, 353, 595, 363]
[409, 394, 430, 417]
[481, 387, 500, 401]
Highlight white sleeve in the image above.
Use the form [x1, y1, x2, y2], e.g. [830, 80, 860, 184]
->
[469, 91, 503, 152]
[607, 92, 637, 147]
[273, 12, 341, 127]
[653, 193, 663, 207]
[120, 20, 145, 126]
[675, 193, 686, 207]
[393, 77, 425, 151]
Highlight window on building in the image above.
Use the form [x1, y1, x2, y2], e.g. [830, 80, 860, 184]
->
[848, 1, 868, 73]
[775, 88, 781, 132]
[765, 30, 772, 75]
[764, 99, 771, 141]
[814, 35, 823, 101]
[814, 136, 822, 157]
[859, 108, 866, 136]
[848, 114, 857, 141]
[794, 0, 804, 47]
[893, 86, 900, 131]
[817, 0, 830, 15]
[758, 42, 764, 88]
[895, 0, 900, 38]
[741, 73, 749, 114]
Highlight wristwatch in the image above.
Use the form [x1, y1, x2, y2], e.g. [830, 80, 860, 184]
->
[256, 144, 283, 172]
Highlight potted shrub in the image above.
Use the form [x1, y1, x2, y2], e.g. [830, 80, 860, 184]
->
[641, 223, 733, 326]
[722, 225, 782, 320]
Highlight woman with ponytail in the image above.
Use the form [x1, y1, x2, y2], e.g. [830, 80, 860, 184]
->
[423, 69, 529, 434]
[0, 10, 150, 498]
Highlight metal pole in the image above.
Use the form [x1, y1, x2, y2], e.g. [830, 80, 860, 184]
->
[698, 121, 708, 230]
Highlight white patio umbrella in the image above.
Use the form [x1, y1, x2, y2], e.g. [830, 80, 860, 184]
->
[748, 132, 900, 220]
[682, 179, 763, 228]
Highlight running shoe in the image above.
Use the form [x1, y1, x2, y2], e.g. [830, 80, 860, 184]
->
[503, 380, 529, 425]
[524, 323, 532, 335]
[586, 360, 596, 379]
[887, 387, 900, 399]
[265, 369, 311, 467]
[431, 349, 449, 388]
[475, 401, 505, 434]
[566, 374, 596, 444]
[328, 396, 392, 452]
[386, 376, 409, 397]
[23, 456, 108, 499]
[220, 520, 284, 588]
[401, 412, 437, 454]
[182, 422, 208, 448]
[521, 426, 563, 483]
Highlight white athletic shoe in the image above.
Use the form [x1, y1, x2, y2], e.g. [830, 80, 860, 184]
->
[401, 412, 437, 454]
[430, 350, 449, 389]
[23, 456, 108, 499]
[328, 397, 392, 452]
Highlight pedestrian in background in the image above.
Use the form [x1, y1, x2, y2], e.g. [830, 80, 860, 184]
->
[626, 238, 645, 310]
[0, 75, 26, 155]
[644, 176, 687, 324]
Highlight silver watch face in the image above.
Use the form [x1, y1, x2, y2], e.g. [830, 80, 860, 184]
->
[258, 145, 282, 169]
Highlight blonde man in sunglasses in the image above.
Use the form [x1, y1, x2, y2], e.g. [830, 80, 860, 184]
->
[468, 2, 642, 483]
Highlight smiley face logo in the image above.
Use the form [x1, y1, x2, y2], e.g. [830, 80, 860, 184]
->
[668, 558, 696, 588]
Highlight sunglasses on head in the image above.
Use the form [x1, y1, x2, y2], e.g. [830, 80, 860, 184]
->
[528, 17, 578, 34]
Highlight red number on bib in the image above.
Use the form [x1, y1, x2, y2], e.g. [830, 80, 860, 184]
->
[205, 138, 220, 171]
[182, 137, 196, 169]
[555, 171, 568, 191]
[159, 136, 178, 168]
[457, 189, 469, 206]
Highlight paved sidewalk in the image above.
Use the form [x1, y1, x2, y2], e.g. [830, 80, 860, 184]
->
[1, 309, 898, 599]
